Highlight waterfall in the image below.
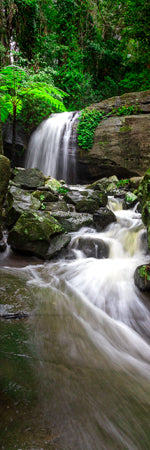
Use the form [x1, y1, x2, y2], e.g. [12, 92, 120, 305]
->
[26, 111, 79, 183]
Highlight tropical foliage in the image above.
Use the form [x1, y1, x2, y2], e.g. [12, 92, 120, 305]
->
[0, 0, 149, 155]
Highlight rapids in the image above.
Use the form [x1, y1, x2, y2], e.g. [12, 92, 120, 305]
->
[0, 196, 150, 449]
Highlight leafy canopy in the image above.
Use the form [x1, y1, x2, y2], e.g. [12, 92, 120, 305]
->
[0, 65, 66, 130]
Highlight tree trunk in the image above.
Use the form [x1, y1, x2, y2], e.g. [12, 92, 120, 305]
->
[12, 103, 16, 166]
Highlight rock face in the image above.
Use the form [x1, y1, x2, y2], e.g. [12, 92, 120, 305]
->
[77, 91, 150, 182]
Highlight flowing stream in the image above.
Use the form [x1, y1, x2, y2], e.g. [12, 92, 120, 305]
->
[0, 195, 150, 449]
[26, 112, 79, 183]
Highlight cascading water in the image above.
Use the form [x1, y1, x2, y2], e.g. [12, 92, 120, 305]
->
[0, 194, 150, 449]
[26, 111, 79, 183]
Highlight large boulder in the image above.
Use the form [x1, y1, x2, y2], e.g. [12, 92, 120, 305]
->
[93, 207, 116, 231]
[6, 185, 41, 228]
[53, 211, 93, 232]
[8, 211, 66, 259]
[13, 167, 45, 189]
[75, 190, 107, 213]
[123, 192, 138, 210]
[76, 91, 150, 183]
[71, 236, 109, 258]
[134, 264, 150, 292]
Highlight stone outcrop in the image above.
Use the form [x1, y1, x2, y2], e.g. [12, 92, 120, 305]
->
[77, 91, 150, 183]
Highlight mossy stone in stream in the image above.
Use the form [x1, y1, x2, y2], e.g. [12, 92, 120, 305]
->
[6, 185, 41, 228]
[142, 201, 150, 250]
[76, 190, 107, 214]
[137, 168, 150, 207]
[32, 189, 58, 203]
[134, 264, 150, 291]
[93, 207, 116, 231]
[53, 211, 93, 232]
[123, 192, 138, 209]
[8, 211, 63, 258]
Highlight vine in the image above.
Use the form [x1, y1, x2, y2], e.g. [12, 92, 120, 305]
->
[77, 109, 106, 151]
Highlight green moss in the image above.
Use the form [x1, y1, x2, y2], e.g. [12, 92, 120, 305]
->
[138, 264, 150, 282]
[119, 126, 132, 133]
[117, 179, 129, 188]
[11, 211, 62, 242]
[77, 108, 106, 151]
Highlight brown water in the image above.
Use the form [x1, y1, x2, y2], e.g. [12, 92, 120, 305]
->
[0, 198, 150, 449]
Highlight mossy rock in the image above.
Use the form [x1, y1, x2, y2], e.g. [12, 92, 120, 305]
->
[71, 236, 109, 259]
[134, 264, 150, 291]
[13, 168, 45, 189]
[123, 192, 138, 209]
[64, 190, 85, 205]
[129, 176, 143, 190]
[45, 177, 61, 192]
[137, 168, 150, 207]
[32, 190, 58, 203]
[8, 211, 63, 257]
[75, 198, 100, 214]
[75, 190, 107, 213]
[52, 211, 93, 232]
[6, 186, 41, 228]
[93, 207, 116, 231]
[142, 201, 150, 250]
[45, 200, 69, 213]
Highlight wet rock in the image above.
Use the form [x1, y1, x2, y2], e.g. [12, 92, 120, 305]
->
[137, 168, 150, 208]
[6, 185, 41, 228]
[45, 200, 69, 213]
[8, 211, 63, 258]
[32, 189, 58, 203]
[93, 207, 116, 231]
[45, 177, 61, 192]
[64, 190, 85, 205]
[77, 91, 150, 182]
[13, 167, 45, 189]
[129, 176, 143, 191]
[142, 201, 150, 250]
[53, 211, 93, 232]
[134, 264, 150, 291]
[72, 236, 109, 258]
[46, 234, 71, 258]
[123, 192, 138, 209]
[75, 190, 107, 214]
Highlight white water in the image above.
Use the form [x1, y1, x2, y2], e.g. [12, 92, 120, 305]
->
[1, 196, 150, 449]
[26, 111, 79, 183]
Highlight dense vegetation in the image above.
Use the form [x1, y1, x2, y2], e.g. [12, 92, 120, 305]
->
[0, 0, 150, 154]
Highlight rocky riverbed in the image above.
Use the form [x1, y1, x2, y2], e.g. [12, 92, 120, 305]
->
[0, 163, 150, 292]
